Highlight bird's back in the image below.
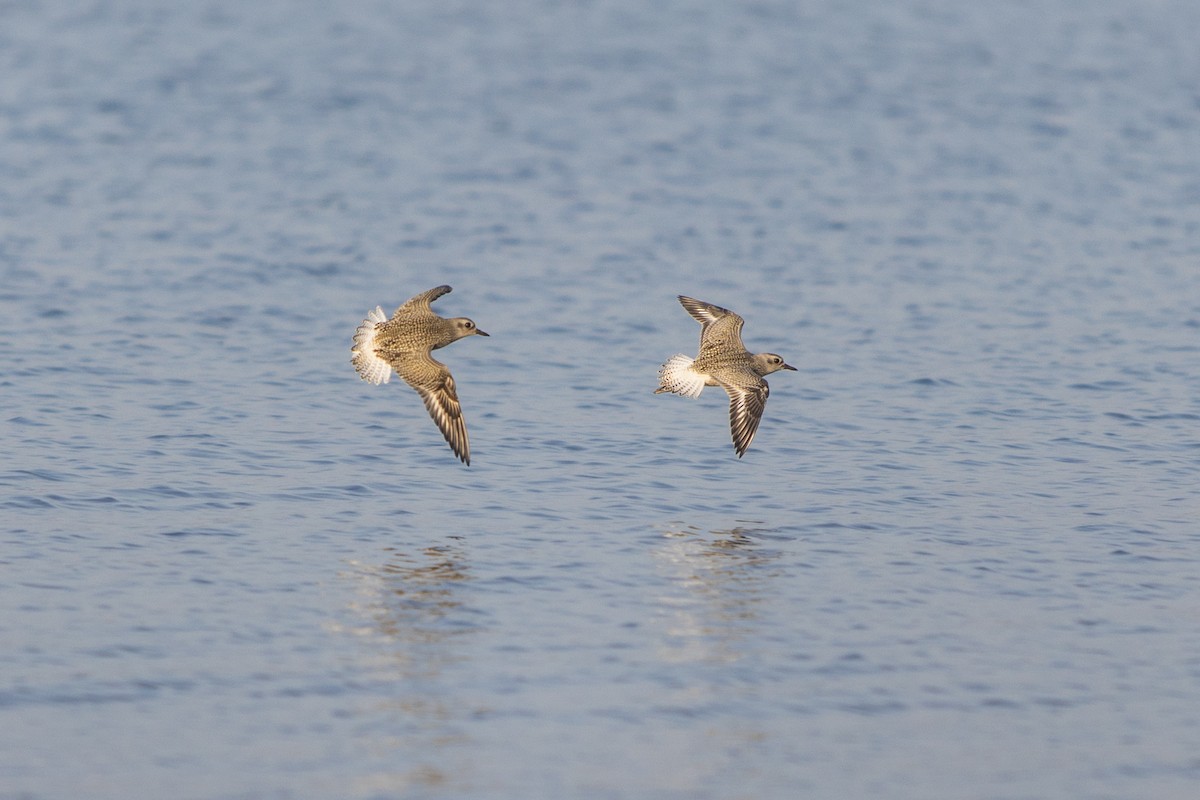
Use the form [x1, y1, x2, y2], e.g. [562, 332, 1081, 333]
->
[379, 307, 472, 356]
[694, 315, 751, 372]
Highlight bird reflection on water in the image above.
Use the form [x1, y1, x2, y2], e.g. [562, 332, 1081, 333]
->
[340, 540, 480, 794]
[365, 544, 476, 650]
[653, 523, 787, 666]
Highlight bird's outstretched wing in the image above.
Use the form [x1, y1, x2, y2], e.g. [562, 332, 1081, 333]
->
[677, 295, 747, 357]
[395, 285, 453, 317]
[721, 377, 769, 458]
[395, 353, 471, 465]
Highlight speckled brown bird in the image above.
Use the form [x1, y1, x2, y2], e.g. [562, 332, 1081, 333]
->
[351, 285, 488, 465]
[655, 295, 795, 457]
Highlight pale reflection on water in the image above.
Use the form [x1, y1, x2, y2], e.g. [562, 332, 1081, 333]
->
[340, 540, 479, 794]
[654, 523, 785, 666]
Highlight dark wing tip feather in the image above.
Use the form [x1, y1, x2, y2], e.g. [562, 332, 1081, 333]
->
[678, 295, 733, 323]
[397, 284, 454, 316]
[726, 381, 769, 458]
[426, 285, 453, 304]
[415, 375, 472, 466]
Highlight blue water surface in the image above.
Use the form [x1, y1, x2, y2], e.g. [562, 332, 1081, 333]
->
[2, 1, 1200, 798]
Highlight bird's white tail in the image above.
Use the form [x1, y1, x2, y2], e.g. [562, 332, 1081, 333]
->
[656, 354, 706, 398]
[351, 306, 392, 385]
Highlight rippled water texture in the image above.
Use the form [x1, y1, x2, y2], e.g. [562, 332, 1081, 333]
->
[3, 1, 1200, 798]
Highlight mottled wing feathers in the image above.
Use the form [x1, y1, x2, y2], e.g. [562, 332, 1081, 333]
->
[723, 380, 770, 458]
[395, 354, 472, 465]
[678, 295, 746, 356]
[395, 284, 453, 317]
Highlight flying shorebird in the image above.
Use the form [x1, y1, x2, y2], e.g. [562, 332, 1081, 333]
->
[351, 285, 488, 465]
[655, 295, 795, 457]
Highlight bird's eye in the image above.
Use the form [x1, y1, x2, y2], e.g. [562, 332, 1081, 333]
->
[464, 321, 473, 328]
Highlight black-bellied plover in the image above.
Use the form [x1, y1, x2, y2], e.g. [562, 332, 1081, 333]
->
[655, 295, 795, 457]
[352, 285, 488, 465]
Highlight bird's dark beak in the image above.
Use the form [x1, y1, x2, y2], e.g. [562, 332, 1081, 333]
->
[476, 329, 490, 337]
[782, 363, 797, 371]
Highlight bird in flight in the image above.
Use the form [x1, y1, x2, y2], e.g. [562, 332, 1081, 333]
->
[352, 285, 488, 465]
[655, 295, 795, 457]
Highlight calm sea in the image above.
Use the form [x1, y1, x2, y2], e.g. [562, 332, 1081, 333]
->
[3, 1, 1199, 798]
